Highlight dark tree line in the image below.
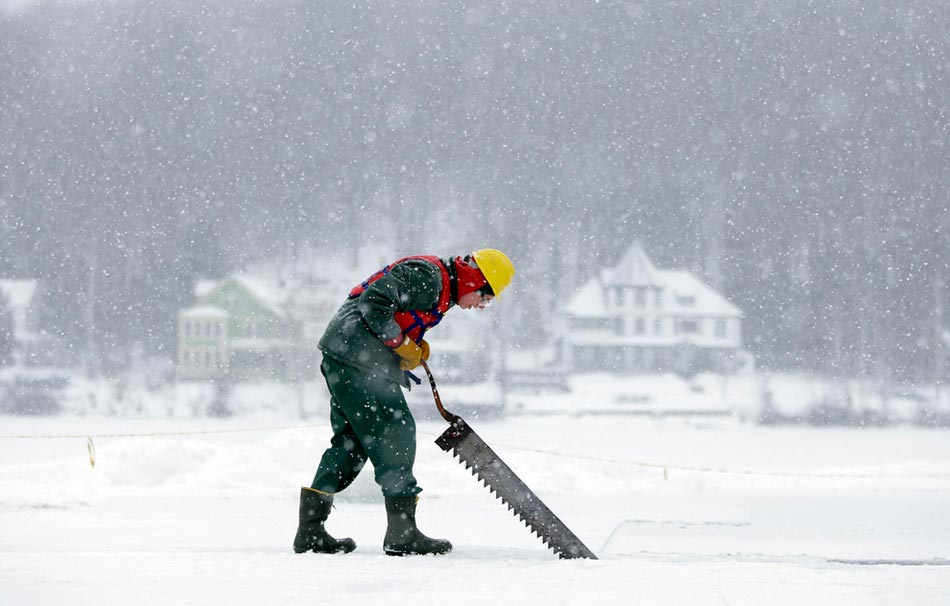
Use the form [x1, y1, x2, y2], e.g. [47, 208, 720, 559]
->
[1, 0, 948, 381]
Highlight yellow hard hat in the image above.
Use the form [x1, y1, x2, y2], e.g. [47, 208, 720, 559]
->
[472, 249, 515, 296]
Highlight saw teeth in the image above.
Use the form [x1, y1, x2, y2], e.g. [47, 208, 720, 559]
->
[440, 426, 597, 560]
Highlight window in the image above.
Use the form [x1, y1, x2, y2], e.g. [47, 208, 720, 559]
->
[676, 318, 700, 334]
[634, 318, 645, 335]
[654, 317, 663, 334]
[635, 288, 646, 308]
[654, 289, 663, 307]
[573, 346, 596, 371]
[613, 287, 624, 308]
[612, 318, 624, 335]
[608, 347, 624, 370]
[715, 319, 727, 338]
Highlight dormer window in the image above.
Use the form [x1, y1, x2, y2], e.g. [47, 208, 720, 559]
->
[675, 293, 695, 306]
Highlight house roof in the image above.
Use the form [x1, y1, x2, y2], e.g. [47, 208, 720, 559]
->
[601, 240, 661, 286]
[195, 274, 289, 319]
[566, 243, 742, 318]
[232, 275, 288, 317]
[565, 278, 606, 317]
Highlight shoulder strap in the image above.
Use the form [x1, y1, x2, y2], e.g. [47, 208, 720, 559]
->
[442, 257, 458, 305]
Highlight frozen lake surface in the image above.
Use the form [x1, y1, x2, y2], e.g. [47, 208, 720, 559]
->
[2, 413, 949, 605]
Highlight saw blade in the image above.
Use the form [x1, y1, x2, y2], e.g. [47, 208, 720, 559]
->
[436, 420, 597, 560]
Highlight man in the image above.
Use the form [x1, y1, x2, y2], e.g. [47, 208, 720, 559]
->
[293, 248, 515, 556]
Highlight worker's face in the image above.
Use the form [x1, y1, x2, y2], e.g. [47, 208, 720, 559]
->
[458, 291, 493, 310]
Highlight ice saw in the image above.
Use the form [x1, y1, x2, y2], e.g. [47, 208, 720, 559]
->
[420, 361, 597, 559]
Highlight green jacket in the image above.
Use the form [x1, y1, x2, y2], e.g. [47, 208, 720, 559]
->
[318, 258, 447, 386]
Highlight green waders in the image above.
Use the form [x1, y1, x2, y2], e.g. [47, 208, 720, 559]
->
[311, 355, 421, 498]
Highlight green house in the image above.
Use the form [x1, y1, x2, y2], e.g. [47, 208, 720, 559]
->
[177, 275, 303, 381]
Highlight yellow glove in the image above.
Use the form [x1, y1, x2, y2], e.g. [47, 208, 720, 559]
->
[393, 336, 430, 370]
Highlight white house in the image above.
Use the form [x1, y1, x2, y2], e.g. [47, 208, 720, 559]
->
[0, 279, 64, 367]
[562, 242, 746, 375]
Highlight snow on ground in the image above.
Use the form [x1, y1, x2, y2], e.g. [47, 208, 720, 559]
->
[2, 404, 950, 605]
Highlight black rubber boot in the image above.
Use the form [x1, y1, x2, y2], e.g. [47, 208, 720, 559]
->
[383, 496, 452, 556]
[293, 487, 356, 554]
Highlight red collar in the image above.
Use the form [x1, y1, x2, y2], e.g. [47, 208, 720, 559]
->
[453, 256, 487, 299]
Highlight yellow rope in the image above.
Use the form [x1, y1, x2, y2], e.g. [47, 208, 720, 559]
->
[2, 423, 947, 480]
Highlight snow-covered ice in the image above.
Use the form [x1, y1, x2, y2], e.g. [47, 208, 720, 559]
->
[2, 411, 949, 605]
